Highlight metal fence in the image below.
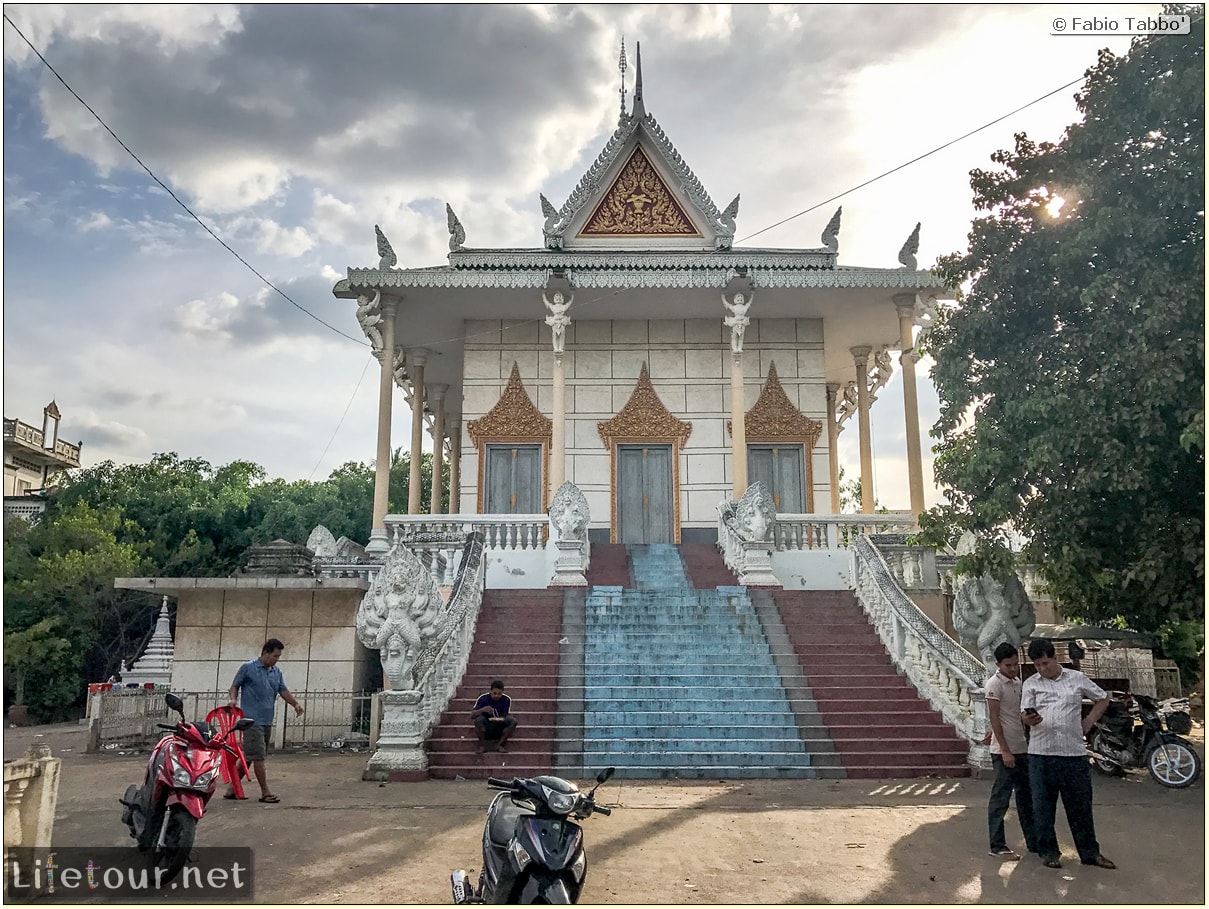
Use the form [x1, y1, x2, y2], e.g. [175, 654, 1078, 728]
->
[86, 688, 374, 752]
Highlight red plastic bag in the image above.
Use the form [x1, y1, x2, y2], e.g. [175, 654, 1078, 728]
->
[206, 705, 250, 799]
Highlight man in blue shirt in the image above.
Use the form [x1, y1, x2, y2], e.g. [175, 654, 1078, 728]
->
[471, 680, 517, 754]
[223, 638, 304, 803]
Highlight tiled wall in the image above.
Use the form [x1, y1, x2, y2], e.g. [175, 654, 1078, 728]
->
[459, 317, 829, 528]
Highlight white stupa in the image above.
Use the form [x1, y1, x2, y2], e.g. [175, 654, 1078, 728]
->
[123, 596, 174, 687]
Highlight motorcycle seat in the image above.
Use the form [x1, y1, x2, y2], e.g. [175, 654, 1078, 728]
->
[488, 797, 534, 848]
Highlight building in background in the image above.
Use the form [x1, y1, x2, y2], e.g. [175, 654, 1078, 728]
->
[4, 400, 83, 521]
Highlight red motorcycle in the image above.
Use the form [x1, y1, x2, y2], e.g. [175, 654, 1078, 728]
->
[119, 693, 254, 881]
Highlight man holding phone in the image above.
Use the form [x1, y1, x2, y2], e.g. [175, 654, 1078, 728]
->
[1021, 638, 1114, 870]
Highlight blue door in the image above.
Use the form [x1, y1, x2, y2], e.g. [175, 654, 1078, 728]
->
[484, 445, 542, 513]
[617, 445, 673, 543]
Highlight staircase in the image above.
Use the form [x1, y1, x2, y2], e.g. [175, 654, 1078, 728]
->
[773, 590, 970, 779]
[578, 544, 834, 779]
[423, 545, 971, 780]
[426, 590, 565, 779]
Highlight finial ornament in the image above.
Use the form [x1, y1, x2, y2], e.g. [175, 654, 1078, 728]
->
[375, 224, 397, 270]
[446, 203, 466, 252]
[631, 41, 645, 119]
[618, 36, 628, 121]
[898, 222, 921, 270]
[720, 194, 740, 231]
[821, 206, 842, 253]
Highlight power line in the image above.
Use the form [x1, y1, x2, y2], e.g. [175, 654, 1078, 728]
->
[308, 353, 375, 481]
[737, 75, 1087, 244]
[2, 13, 368, 348]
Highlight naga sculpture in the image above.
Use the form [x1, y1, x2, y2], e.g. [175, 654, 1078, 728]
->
[951, 533, 1036, 672]
[356, 543, 445, 690]
[733, 481, 776, 542]
[548, 482, 589, 541]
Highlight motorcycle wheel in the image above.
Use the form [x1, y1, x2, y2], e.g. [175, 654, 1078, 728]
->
[1146, 739, 1202, 789]
[148, 805, 197, 883]
[1088, 730, 1124, 776]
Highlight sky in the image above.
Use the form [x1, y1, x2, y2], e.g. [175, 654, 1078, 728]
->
[2, 3, 1145, 512]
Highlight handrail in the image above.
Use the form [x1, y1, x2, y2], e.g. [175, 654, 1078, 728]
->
[852, 535, 989, 769]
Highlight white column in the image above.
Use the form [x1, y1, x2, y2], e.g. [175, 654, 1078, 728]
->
[825, 382, 841, 514]
[448, 420, 461, 514]
[367, 298, 398, 555]
[428, 384, 448, 515]
[851, 346, 874, 514]
[895, 294, 927, 518]
[544, 288, 572, 495]
[723, 288, 752, 497]
[407, 349, 428, 515]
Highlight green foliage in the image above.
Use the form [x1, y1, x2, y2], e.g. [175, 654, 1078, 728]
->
[4, 448, 447, 720]
[921, 8, 1205, 682]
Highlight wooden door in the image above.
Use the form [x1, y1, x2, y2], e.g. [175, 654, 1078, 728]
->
[484, 445, 542, 514]
[617, 444, 673, 543]
[747, 444, 805, 513]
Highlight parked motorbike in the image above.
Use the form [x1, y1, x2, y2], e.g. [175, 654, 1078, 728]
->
[451, 767, 615, 904]
[119, 693, 254, 881]
[1088, 691, 1201, 788]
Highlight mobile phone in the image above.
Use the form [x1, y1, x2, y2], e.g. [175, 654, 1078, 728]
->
[1023, 707, 1038, 716]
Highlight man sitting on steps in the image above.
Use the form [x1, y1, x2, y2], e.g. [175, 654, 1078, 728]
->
[472, 679, 518, 754]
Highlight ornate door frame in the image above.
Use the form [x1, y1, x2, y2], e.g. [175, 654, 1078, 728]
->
[466, 363, 552, 515]
[598, 363, 692, 543]
[727, 362, 823, 512]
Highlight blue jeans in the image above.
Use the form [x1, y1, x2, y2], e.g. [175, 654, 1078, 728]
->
[988, 753, 1037, 852]
[1029, 754, 1100, 862]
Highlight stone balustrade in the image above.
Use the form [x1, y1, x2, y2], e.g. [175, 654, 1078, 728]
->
[852, 536, 991, 772]
[365, 532, 487, 780]
[772, 513, 918, 550]
[4, 743, 62, 864]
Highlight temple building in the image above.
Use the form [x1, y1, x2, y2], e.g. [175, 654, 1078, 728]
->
[333, 44, 950, 552]
[4, 401, 82, 522]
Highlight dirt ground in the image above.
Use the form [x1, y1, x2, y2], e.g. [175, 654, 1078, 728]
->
[5, 721, 1205, 905]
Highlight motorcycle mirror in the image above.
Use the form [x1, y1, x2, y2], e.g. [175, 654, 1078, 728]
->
[596, 767, 615, 785]
[233, 718, 256, 732]
[165, 693, 185, 716]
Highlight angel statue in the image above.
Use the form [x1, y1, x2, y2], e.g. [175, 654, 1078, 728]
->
[722, 291, 752, 354]
[542, 289, 573, 355]
[356, 289, 383, 351]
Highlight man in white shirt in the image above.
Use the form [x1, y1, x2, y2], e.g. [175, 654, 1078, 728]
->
[984, 642, 1037, 859]
[1021, 638, 1115, 870]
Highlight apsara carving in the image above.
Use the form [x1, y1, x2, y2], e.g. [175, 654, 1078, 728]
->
[598, 363, 692, 447]
[579, 147, 700, 237]
[467, 363, 552, 448]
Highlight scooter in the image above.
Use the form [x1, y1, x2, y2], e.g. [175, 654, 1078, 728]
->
[119, 693, 254, 881]
[451, 767, 615, 904]
[1088, 691, 1201, 788]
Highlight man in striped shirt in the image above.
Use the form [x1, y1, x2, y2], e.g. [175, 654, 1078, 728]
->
[1021, 638, 1115, 870]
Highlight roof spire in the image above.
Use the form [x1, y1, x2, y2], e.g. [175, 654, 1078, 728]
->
[631, 41, 645, 119]
[618, 36, 628, 122]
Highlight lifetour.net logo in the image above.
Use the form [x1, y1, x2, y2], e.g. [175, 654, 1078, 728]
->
[5, 847, 254, 903]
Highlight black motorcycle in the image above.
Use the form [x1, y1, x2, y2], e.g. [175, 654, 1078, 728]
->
[1088, 691, 1201, 788]
[451, 768, 615, 904]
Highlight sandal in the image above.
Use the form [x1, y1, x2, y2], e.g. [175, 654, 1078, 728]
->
[258, 794, 280, 803]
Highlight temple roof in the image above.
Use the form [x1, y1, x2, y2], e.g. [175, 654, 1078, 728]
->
[542, 42, 737, 252]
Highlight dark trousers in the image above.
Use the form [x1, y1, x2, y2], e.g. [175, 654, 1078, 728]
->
[988, 753, 1037, 852]
[1029, 754, 1100, 862]
[474, 716, 517, 741]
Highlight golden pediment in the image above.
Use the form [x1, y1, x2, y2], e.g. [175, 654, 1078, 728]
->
[467, 363, 552, 447]
[598, 363, 692, 447]
[728, 362, 823, 447]
[579, 146, 701, 237]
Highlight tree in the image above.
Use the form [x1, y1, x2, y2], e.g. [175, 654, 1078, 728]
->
[920, 9, 1204, 679]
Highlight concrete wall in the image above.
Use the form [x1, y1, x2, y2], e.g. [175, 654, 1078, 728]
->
[114, 579, 372, 695]
[458, 317, 829, 530]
